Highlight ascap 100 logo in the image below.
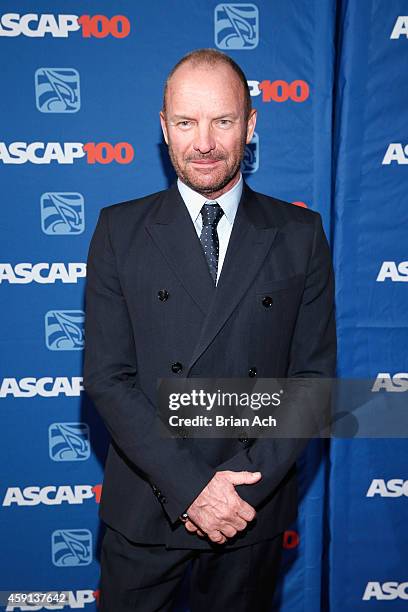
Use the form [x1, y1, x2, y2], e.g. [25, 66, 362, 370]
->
[0, 142, 134, 164]
[382, 143, 408, 164]
[49, 423, 90, 462]
[363, 582, 408, 600]
[2, 484, 102, 506]
[0, 262, 86, 283]
[248, 79, 309, 102]
[390, 16, 408, 39]
[0, 13, 130, 38]
[0, 376, 83, 398]
[372, 373, 408, 392]
[45, 310, 85, 351]
[366, 478, 408, 497]
[282, 530, 299, 549]
[52, 529, 92, 567]
[376, 261, 408, 281]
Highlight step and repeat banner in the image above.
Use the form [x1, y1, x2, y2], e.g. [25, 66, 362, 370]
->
[0, 1, 406, 611]
[329, 1, 408, 610]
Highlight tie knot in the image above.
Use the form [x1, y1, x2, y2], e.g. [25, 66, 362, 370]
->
[200, 201, 224, 228]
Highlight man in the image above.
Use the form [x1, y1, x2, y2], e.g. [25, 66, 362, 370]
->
[84, 48, 336, 611]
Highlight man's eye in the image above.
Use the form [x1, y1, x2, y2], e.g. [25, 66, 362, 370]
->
[178, 121, 193, 128]
[217, 119, 232, 127]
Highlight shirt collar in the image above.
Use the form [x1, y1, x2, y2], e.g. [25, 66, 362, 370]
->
[177, 173, 243, 226]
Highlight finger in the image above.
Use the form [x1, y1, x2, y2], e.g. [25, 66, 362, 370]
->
[223, 470, 262, 486]
[229, 516, 247, 531]
[208, 531, 226, 544]
[184, 520, 198, 533]
[184, 519, 205, 537]
[220, 525, 237, 538]
[213, 496, 255, 527]
[216, 511, 248, 531]
[233, 498, 257, 522]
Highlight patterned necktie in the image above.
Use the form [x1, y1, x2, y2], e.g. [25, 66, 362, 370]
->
[199, 201, 224, 283]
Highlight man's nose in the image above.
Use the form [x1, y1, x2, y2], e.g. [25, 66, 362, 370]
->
[192, 124, 216, 154]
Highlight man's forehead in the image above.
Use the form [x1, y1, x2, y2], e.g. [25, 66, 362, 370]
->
[170, 61, 240, 88]
[165, 62, 244, 104]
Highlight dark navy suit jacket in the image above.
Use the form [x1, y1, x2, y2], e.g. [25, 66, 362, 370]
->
[83, 181, 336, 549]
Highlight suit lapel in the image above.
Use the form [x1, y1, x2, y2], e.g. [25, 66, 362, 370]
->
[146, 181, 279, 373]
[187, 182, 278, 374]
[146, 184, 215, 315]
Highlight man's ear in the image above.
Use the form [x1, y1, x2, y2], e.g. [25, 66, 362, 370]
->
[246, 108, 257, 144]
[160, 111, 169, 145]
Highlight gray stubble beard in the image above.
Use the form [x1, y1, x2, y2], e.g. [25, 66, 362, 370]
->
[167, 135, 247, 196]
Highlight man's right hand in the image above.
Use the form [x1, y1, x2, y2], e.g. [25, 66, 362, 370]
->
[185, 470, 261, 544]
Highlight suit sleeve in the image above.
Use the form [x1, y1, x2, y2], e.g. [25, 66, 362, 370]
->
[83, 207, 216, 524]
[213, 212, 337, 508]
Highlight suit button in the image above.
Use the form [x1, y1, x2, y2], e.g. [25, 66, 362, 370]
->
[248, 367, 257, 378]
[158, 289, 169, 301]
[262, 296, 273, 308]
[239, 437, 249, 444]
[171, 362, 183, 374]
[160, 496, 167, 504]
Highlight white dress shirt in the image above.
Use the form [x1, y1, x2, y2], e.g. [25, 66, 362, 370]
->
[177, 174, 243, 285]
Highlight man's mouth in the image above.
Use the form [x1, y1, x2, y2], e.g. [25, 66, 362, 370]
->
[190, 159, 223, 165]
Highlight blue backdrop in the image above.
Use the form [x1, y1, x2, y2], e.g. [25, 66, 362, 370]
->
[0, 1, 406, 610]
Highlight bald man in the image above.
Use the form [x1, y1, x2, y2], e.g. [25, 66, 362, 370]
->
[84, 48, 336, 611]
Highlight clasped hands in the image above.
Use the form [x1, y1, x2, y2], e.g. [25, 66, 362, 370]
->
[182, 470, 262, 544]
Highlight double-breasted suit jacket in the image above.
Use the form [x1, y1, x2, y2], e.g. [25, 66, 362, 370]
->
[83, 180, 336, 549]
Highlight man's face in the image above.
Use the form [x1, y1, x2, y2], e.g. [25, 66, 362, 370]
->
[160, 62, 257, 198]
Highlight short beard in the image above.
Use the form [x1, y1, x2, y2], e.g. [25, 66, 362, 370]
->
[167, 136, 246, 196]
[177, 164, 240, 196]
